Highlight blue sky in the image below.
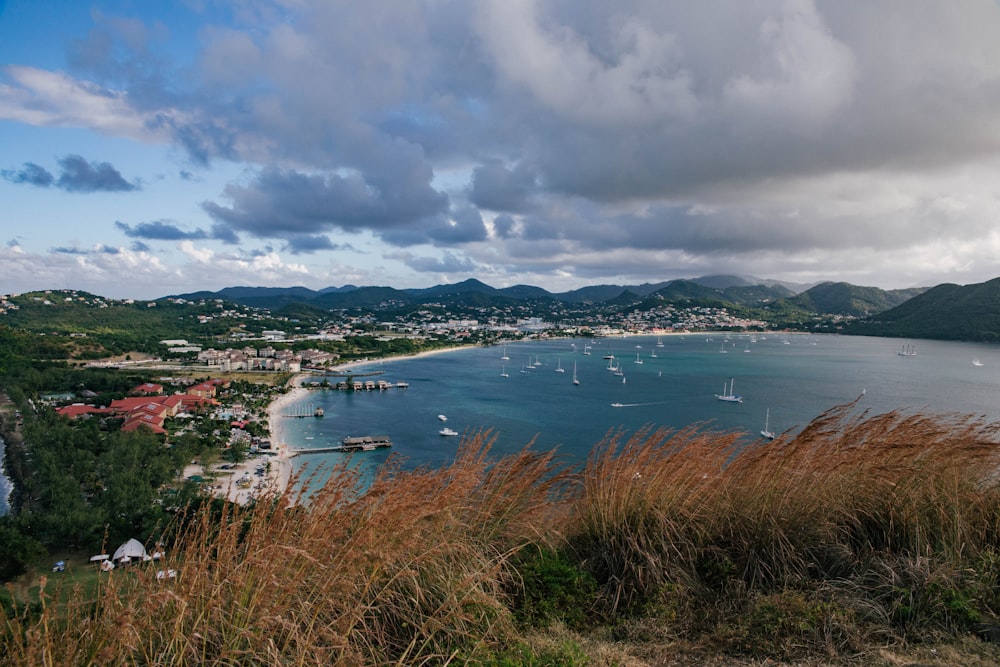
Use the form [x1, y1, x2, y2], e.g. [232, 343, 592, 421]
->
[5, 0, 1000, 299]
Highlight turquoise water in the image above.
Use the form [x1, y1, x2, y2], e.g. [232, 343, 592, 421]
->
[283, 334, 1000, 487]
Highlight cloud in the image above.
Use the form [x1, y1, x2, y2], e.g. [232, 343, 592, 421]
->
[115, 219, 237, 243]
[9, 1, 1000, 292]
[1, 162, 55, 187]
[201, 166, 451, 248]
[4, 155, 139, 192]
[56, 154, 138, 192]
[469, 161, 539, 212]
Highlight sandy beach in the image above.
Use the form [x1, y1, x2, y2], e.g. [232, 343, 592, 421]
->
[193, 344, 486, 504]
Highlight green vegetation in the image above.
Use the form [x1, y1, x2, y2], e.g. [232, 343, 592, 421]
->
[4, 408, 1000, 665]
[848, 277, 1000, 341]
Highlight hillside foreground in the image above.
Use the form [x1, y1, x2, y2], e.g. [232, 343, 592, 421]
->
[5, 401, 1000, 665]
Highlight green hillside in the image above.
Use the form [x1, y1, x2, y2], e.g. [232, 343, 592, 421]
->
[847, 277, 1000, 341]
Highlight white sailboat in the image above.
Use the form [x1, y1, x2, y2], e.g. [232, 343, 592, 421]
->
[501, 345, 509, 361]
[897, 344, 917, 357]
[656, 336, 664, 347]
[715, 378, 743, 403]
[634, 352, 643, 365]
[555, 358, 565, 373]
[572, 361, 580, 385]
[761, 409, 774, 440]
[500, 364, 509, 378]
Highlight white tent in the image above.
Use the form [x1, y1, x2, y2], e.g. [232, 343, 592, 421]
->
[113, 538, 149, 563]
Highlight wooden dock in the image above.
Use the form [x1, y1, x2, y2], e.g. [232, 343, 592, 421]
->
[288, 436, 392, 456]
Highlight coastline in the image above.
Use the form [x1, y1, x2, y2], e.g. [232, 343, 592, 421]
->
[206, 337, 696, 505]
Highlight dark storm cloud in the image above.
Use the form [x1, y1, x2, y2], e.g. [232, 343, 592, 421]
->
[201, 166, 450, 246]
[1, 162, 55, 187]
[56, 155, 138, 192]
[469, 161, 539, 212]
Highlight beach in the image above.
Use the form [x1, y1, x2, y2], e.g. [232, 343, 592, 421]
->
[189, 344, 493, 503]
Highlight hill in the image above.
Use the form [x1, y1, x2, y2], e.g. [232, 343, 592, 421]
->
[788, 282, 926, 317]
[847, 277, 1000, 341]
[166, 276, 848, 314]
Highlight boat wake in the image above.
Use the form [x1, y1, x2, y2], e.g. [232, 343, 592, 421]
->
[610, 401, 668, 408]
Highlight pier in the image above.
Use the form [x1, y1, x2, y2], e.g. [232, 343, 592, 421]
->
[288, 435, 392, 456]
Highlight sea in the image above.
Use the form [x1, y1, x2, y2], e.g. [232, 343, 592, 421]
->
[0, 436, 10, 515]
[281, 333, 1000, 490]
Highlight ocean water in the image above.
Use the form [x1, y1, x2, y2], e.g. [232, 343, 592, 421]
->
[0, 436, 9, 515]
[282, 334, 1000, 488]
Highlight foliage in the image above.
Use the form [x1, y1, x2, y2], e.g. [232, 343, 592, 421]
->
[0, 517, 45, 582]
[2, 409, 1000, 664]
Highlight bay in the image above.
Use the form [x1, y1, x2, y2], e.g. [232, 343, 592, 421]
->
[283, 334, 1000, 488]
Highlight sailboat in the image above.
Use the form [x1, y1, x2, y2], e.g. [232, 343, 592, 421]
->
[572, 361, 580, 385]
[634, 352, 643, 365]
[555, 358, 565, 373]
[656, 336, 664, 347]
[761, 408, 774, 440]
[500, 364, 509, 378]
[715, 378, 743, 403]
[897, 344, 917, 357]
[501, 345, 509, 361]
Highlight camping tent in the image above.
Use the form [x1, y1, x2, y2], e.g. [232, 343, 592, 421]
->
[113, 538, 149, 563]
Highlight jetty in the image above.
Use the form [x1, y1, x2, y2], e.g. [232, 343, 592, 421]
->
[288, 436, 392, 456]
[285, 404, 325, 418]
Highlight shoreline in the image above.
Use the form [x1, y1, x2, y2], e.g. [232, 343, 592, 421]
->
[205, 334, 741, 505]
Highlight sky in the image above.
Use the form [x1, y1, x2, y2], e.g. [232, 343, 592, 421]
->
[4, 1, 1000, 300]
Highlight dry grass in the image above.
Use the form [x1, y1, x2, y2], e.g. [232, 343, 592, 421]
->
[5, 404, 1000, 665]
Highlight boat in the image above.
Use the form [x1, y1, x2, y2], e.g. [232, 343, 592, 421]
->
[715, 378, 743, 403]
[555, 358, 565, 373]
[500, 364, 509, 378]
[572, 361, 580, 385]
[973, 359, 984, 367]
[634, 352, 643, 365]
[898, 344, 917, 357]
[439, 427, 459, 437]
[656, 337, 664, 347]
[611, 402, 623, 408]
[501, 345, 510, 361]
[314, 407, 324, 417]
[438, 414, 447, 422]
[583, 345, 591, 355]
[761, 408, 775, 440]
[650, 349, 657, 358]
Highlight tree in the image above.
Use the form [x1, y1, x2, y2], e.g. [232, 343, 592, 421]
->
[0, 516, 46, 582]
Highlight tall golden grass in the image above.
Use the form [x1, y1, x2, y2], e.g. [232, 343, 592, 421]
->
[5, 404, 1000, 664]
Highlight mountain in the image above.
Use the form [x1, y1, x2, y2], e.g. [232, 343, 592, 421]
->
[846, 277, 1000, 341]
[168, 277, 917, 320]
[788, 282, 927, 317]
